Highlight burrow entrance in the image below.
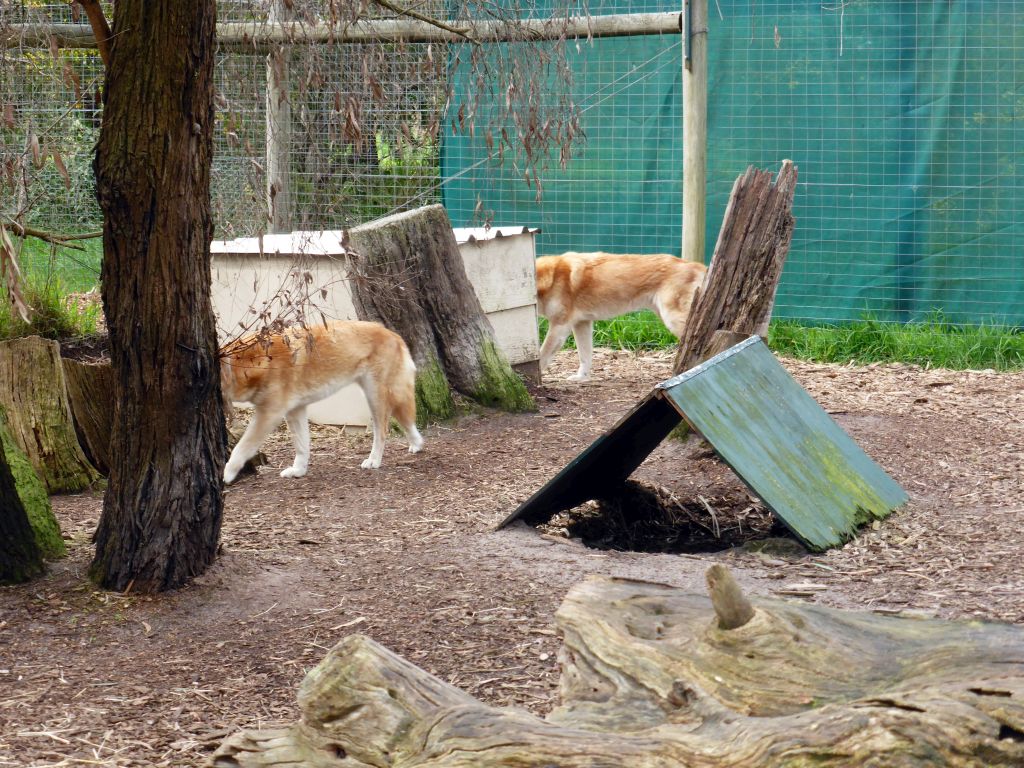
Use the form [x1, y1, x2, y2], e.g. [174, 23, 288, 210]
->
[536, 479, 793, 555]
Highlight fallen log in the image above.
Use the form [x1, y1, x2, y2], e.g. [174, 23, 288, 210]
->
[212, 567, 1024, 767]
[346, 205, 534, 422]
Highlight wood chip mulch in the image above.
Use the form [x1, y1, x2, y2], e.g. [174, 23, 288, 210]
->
[1, 348, 1022, 766]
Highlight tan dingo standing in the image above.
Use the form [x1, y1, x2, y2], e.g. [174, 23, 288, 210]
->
[535, 252, 707, 381]
[220, 320, 423, 484]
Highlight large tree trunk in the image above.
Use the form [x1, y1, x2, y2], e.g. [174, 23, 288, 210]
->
[346, 205, 534, 422]
[90, 0, 227, 593]
[0, 436, 44, 585]
[673, 160, 798, 374]
[0, 337, 100, 492]
[213, 568, 1024, 767]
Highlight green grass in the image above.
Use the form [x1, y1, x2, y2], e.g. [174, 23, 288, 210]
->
[539, 311, 1024, 371]
[539, 311, 676, 352]
[0, 235, 103, 341]
[15, 236, 103, 294]
[0, 270, 102, 342]
[768, 315, 1024, 371]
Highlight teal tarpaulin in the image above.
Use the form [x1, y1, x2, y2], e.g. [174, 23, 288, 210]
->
[442, 1, 1024, 325]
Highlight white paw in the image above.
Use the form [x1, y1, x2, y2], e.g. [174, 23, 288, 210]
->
[408, 441, 423, 454]
[223, 466, 240, 485]
[360, 457, 381, 469]
[280, 466, 307, 479]
[567, 372, 591, 382]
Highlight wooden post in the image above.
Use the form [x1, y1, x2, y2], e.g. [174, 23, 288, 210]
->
[265, 0, 293, 233]
[681, 0, 708, 263]
[673, 161, 797, 375]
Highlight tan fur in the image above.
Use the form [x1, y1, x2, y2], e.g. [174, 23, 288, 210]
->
[536, 252, 707, 381]
[221, 320, 423, 483]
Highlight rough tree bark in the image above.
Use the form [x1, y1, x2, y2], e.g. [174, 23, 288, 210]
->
[62, 360, 263, 479]
[673, 160, 798, 375]
[0, 438, 44, 585]
[346, 205, 534, 422]
[90, 0, 227, 593]
[0, 336, 100, 492]
[213, 568, 1024, 767]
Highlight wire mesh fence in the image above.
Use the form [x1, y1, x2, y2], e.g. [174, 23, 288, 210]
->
[1, 0, 1022, 326]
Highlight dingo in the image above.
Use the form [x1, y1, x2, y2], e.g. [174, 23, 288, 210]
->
[220, 320, 423, 484]
[536, 252, 707, 381]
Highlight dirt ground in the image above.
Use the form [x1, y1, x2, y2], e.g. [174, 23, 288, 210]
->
[2, 347, 1023, 767]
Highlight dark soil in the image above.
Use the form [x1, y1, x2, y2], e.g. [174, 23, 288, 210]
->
[1, 348, 1022, 767]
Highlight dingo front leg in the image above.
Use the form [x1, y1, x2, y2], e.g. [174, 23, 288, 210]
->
[568, 320, 594, 382]
[224, 406, 285, 484]
[280, 405, 311, 479]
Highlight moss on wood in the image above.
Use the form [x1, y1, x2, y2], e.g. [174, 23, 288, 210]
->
[473, 339, 535, 412]
[414, 356, 456, 425]
[0, 407, 65, 559]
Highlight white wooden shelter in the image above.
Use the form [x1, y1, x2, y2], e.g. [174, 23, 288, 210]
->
[210, 226, 540, 426]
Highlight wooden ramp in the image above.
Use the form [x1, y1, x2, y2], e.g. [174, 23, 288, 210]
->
[501, 336, 907, 552]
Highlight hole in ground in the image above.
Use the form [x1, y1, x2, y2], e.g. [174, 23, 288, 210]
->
[538, 479, 792, 554]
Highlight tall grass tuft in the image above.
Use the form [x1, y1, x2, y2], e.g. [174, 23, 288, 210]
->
[0, 275, 101, 342]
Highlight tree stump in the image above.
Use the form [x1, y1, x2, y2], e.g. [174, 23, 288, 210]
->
[673, 160, 798, 374]
[63, 358, 115, 475]
[0, 406, 65, 560]
[0, 336, 100, 492]
[212, 568, 1024, 767]
[0, 435, 44, 584]
[346, 205, 534, 422]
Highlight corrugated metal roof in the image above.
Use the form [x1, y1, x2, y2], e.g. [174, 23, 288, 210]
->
[210, 230, 347, 256]
[452, 226, 541, 244]
[210, 226, 539, 256]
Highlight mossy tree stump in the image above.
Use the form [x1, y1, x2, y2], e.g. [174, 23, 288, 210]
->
[0, 406, 65, 561]
[0, 430, 45, 584]
[212, 567, 1024, 767]
[0, 336, 100, 492]
[346, 205, 534, 422]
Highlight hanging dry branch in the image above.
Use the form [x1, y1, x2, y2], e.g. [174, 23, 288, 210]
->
[0, 224, 30, 322]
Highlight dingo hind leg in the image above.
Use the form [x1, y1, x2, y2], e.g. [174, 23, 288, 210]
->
[539, 322, 572, 374]
[224, 404, 287, 484]
[358, 374, 390, 469]
[280, 405, 311, 479]
[568, 320, 594, 382]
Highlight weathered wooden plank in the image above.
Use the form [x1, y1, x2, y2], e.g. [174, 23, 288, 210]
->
[499, 393, 681, 528]
[658, 337, 907, 551]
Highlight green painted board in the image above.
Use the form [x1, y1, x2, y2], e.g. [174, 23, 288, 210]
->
[656, 336, 908, 551]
